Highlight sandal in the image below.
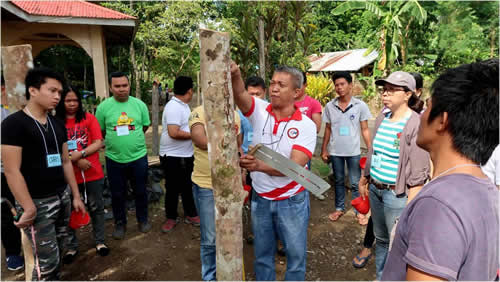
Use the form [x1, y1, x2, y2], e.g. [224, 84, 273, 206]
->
[96, 244, 110, 257]
[352, 253, 372, 268]
[62, 250, 78, 264]
[357, 214, 369, 226]
[328, 210, 344, 222]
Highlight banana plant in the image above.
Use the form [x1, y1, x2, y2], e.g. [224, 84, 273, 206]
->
[332, 0, 427, 72]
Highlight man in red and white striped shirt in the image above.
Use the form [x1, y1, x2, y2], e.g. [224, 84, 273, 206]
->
[231, 63, 316, 281]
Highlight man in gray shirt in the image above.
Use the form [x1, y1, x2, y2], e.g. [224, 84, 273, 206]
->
[321, 71, 372, 224]
[382, 59, 498, 280]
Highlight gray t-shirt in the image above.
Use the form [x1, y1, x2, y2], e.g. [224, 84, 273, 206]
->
[382, 174, 499, 280]
[322, 97, 372, 156]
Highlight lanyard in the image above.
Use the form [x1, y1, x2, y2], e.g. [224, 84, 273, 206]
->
[25, 108, 60, 156]
[261, 113, 290, 152]
[31, 226, 41, 280]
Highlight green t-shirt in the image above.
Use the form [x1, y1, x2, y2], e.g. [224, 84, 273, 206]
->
[96, 96, 151, 163]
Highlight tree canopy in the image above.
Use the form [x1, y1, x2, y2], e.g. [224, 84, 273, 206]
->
[34, 0, 498, 102]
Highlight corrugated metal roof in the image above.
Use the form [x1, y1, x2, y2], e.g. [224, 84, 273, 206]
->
[307, 48, 379, 72]
[11, 0, 136, 20]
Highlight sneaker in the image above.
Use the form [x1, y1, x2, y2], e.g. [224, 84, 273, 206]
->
[6, 255, 24, 271]
[161, 219, 177, 233]
[112, 224, 127, 240]
[62, 250, 78, 265]
[138, 221, 152, 233]
[96, 244, 110, 257]
[184, 216, 200, 226]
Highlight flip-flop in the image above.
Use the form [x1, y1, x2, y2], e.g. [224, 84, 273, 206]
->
[357, 214, 369, 226]
[352, 253, 372, 268]
[328, 211, 344, 222]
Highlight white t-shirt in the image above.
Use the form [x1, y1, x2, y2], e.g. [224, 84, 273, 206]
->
[481, 144, 500, 185]
[159, 96, 193, 157]
[245, 97, 317, 200]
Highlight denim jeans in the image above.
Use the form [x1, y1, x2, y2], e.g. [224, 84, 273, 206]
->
[67, 178, 107, 250]
[106, 155, 149, 225]
[330, 155, 361, 211]
[192, 183, 216, 281]
[251, 190, 310, 281]
[369, 183, 407, 280]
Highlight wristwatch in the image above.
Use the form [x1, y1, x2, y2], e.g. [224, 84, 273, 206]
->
[81, 150, 87, 158]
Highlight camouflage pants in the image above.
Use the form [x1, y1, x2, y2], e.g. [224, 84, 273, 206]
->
[17, 186, 72, 281]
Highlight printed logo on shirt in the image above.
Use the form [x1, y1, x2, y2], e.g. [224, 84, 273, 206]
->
[299, 107, 309, 115]
[67, 127, 89, 149]
[350, 114, 355, 120]
[287, 127, 299, 139]
[114, 112, 136, 131]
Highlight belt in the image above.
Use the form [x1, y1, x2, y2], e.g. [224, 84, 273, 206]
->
[370, 179, 395, 190]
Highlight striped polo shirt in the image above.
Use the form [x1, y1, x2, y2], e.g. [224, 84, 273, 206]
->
[370, 111, 411, 184]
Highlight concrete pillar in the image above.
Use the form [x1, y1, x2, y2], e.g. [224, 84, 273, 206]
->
[89, 26, 109, 98]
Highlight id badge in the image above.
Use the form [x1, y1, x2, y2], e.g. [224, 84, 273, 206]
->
[116, 125, 130, 136]
[47, 154, 62, 167]
[67, 140, 77, 150]
[339, 126, 350, 136]
[372, 155, 382, 168]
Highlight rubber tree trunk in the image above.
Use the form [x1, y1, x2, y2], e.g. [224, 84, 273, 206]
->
[151, 83, 159, 155]
[1, 44, 33, 111]
[199, 28, 246, 281]
[1, 44, 35, 280]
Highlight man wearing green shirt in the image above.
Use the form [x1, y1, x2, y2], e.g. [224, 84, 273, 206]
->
[96, 72, 151, 239]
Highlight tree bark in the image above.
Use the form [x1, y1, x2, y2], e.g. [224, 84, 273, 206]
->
[141, 43, 146, 80]
[147, 52, 152, 82]
[129, 0, 141, 99]
[151, 82, 159, 155]
[258, 17, 266, 79]
[199, 28, 246, 281]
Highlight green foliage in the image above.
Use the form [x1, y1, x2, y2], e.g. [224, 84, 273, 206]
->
[305, 73, 334, 106]
[32, 1, 500, 108]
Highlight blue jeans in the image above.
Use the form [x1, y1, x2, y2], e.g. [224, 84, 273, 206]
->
[251, 190, 310, 281]
[330, 155, 361, 211]
[105, 155, 149, 225]
[192, 183, 216, 281]
[369, 183, 407, 280]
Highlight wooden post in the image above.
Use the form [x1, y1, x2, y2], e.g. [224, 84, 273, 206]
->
[258, 17, 266, 79]
[152, 81, 159, 156]
[1, 44, 34, 281]
[1, 44, 33, 111]
[199, 29, 246, 281]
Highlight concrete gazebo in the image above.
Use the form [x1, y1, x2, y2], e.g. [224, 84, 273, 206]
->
[1, 0, 137, 98]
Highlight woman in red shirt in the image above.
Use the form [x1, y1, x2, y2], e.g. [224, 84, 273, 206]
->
[55, 86, 109, 262]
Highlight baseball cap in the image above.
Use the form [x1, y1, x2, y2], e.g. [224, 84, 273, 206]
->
[375, 71, 416, 92]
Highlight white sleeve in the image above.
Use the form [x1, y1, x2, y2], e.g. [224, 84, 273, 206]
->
[481, 145, 500, 185]
[165, 103, 182, 126]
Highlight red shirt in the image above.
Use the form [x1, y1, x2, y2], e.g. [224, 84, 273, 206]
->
[65, 112, 104, 184]
[295, 95, 322, 120]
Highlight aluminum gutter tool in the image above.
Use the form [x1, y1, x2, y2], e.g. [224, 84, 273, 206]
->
[248, 144, 331, 200]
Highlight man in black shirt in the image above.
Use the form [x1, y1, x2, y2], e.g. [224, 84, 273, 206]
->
[1, 67, 85, 280]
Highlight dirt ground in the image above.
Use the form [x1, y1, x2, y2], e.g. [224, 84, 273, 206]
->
[1, 173, 376, 281]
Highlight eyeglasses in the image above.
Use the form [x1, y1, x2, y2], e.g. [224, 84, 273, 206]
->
[378, 87, 406, 96]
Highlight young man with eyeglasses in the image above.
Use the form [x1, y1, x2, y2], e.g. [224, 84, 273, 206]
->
[231, 63, 316, 281]
[321, 71, 372, 225]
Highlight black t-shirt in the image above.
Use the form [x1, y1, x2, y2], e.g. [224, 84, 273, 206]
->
[1, 110, 68, 198]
